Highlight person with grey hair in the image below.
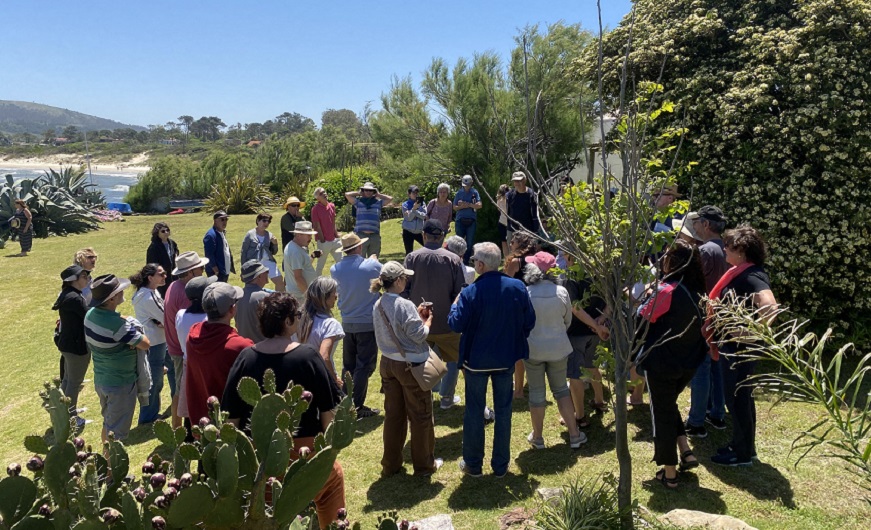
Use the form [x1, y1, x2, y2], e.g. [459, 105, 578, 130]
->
[446, 235, 475, 285]
[453, 174, 482, 264]
[448, 242, 535, 477]
[297, 277, 345, 385]
[311, 187, 344, 275]
[425, 183, 453, 234]
[521, 252, 586, 450]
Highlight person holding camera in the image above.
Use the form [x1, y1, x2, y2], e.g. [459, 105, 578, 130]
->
[401, 185, 427, 254]
[345, 182, 393, 258]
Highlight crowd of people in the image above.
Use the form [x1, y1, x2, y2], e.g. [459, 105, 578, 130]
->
[48, 172, 778, 526]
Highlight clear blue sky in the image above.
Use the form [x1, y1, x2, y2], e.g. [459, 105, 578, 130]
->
[3, 1, 633, 128]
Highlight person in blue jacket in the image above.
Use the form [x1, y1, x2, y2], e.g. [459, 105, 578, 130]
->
[448, 242, 535, 478]
[203, 210, 235, 281]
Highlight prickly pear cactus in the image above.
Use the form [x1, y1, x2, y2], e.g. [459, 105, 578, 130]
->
[5, 371, 357, 529]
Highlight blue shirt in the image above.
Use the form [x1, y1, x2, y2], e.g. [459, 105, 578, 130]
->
[448, 271, 535, 371]
[330, 254, 382, 331]
[453, 187, 480, 221]
[354, 198, 387, 234]
[401, 198, 426, 233]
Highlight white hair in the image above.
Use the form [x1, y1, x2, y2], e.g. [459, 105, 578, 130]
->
[472, 242, 501, 271]
[445, 235, 467, 257]
[437, 183, 450, 194]
[313, 187, 325, 198]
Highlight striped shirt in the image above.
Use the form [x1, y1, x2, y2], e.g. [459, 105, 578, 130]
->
[354, 198, 387, 234]
[84, 307, 144, 387]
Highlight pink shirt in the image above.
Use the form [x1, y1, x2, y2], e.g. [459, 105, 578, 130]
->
[164, 279, 192, 357]
[311, 202, 338, 241]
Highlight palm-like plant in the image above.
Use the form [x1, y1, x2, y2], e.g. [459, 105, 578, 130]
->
[0, 174, 100, 242]
[204, 174, 274, 215]
[38, 166, 105, 207]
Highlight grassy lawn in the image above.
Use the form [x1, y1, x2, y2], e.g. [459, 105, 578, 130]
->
[1, 211, 868, 529]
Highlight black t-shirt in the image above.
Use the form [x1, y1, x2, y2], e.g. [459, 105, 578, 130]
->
[221, 344, 342, 439]
[723, 265, 771, 299]
[506, 189, 539, 232]
[559, 277, 606, 336]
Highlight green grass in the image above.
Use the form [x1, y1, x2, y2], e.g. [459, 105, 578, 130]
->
[1, 213, 868, 529]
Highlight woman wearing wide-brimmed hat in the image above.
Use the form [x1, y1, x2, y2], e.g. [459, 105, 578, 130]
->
[83, 274, 152, 442]
[9, 198, 33, 256]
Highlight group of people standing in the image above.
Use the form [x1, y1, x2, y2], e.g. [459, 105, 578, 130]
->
[46, 169, 779, 529]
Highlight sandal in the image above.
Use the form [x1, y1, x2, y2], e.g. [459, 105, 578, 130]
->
[655, 468, 678, 489]
[679, 449, 699, 472]
[592, 402, 608, 414]
[577, 416, 590, 429]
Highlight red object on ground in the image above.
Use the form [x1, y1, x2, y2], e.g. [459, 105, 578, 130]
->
[168, 209, 185, 215]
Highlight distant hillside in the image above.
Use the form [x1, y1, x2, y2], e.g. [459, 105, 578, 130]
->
[0, 100, 145, 135]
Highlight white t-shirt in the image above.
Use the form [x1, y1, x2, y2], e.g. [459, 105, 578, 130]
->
[221, 231, 231, 273]
[305, 314, 345, 358]
[463, 265, 476, 286]
[175, 310, 208, 357]
[283, 241, 317, 300]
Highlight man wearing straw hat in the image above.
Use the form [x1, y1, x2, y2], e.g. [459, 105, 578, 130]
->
[283, 221, 320, 303]
[84, 274, 152, 442]
[280, 196, 307, 252]
[164, 251, 209, 428]
[330, 232, 382, 417]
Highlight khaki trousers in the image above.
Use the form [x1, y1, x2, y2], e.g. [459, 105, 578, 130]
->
[379, 357, 436, 476]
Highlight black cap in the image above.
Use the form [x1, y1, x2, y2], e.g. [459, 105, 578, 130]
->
[61, 265, 85, 283]
[408, 185, 419, 194]
[698, 205, 726, 223]
[423, 219, 445, 236]
[213, 210, 229, 219]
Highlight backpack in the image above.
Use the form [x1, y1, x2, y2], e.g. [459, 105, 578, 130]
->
[53, 319, 62, 348]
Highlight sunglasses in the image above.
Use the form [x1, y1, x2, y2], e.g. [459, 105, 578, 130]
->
[260, 219, 272, 224]
[160, 228, 171, 233]
[155, 271, 167, 276]
[289, 204, 301, 207]
[85, 255, 97, 260]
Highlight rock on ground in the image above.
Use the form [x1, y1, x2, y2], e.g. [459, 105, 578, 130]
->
[661, 509, 758, 530]
[411, 514, 454, 530]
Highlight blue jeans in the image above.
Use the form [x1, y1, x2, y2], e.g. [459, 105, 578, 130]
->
[164, 352, 177, 398]
[454, 219, 476, 264]
[687, 355, 726, 427]
[438, 361, 459, 400]
[463, 368, 514, 475]
[139, 343, 167, 424]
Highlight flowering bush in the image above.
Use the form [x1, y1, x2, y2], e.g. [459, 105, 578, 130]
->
[581, 0, 871, 338]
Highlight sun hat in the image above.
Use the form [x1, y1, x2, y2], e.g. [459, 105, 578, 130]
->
[423, 219, 445, 236]
[511, 171, 527, 181]
[380, 261, 414, 281]
[360, 182, 378, 192]
[89, 274, 131, 307]
[172, 251, 210, 276]
[461, 175, 473, 186]
[649, 182, 682, 198]
[697, 205, 727, 223]
[241, 259, 269, 283]
[340, 233, 368, 253]
[61, 265, 86, 283]
[675, 213, 700, 240]
[524, 251, 557, 274]
[284, 196, 306, 209]
[185, 276, 218, 302]
[293, 221, 318, 235]
[202, 282, 244, 315]
[213, 210, 230, 219]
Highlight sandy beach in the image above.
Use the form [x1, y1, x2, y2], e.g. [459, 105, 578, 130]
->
[0, 152, 150, 174]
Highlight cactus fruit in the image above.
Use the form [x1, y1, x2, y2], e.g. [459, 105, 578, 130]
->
[133, 487, 147, 502]
[26, 455, 44, 472]
[151, 515, 166, 529]
[338, 507, 348, 520]
[38, 504, 51, 516]
[6, 462, 21, 476]
[178, 473, 193, 489]
[150, 473, 166, 489]
[301, 390, 313, 403]
[73, 437, 85, 450]
[198, 417, 210, 428]
[163, 486, 178, 501]
[166, 478, 180, 490]
[102, 508, 121, 524]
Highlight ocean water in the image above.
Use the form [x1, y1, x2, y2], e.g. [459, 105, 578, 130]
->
[0, 167, 141, 204]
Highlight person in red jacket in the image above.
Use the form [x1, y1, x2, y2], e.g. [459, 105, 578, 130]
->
[184, 282, 253, 423]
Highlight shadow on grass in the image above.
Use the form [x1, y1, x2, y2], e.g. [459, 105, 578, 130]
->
[447, 473, 539, 510]
[515, 444, 581, 475]
[354, 414, 384, 436]
[644, 471, 728, 513]
[701, 460, 796, 508]
[363, 473, 446, 513]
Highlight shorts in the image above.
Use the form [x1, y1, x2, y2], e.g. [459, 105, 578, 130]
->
[567, 335, 600, 379]
[261, 259, 280, 279]
[95, 382, 138, 441]
[498, 223, 508, 242]
[171, 355, 185, 393]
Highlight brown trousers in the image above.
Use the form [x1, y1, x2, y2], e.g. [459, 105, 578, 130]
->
[380, 357, 436, 476]
[289, 437, 345, 529]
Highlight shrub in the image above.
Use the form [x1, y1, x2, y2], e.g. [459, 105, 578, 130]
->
[0, 174, 100, 241]
[583, 0, 871, 337]
[204, 174, 274, 215]
[535, 474, 629, 530]
[303, 166, 386, 218]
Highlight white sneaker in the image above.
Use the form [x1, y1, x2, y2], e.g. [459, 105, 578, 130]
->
[569, 432, 588, 449]
[483, 406, 495, 422]
[440, 395, 461, 410]
[527, 432, 545, 450]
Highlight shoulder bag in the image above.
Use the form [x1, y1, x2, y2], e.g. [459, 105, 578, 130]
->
[377, 301, 447, 391]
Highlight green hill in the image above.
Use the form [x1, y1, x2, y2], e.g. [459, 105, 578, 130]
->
[0, 100, 145, 135]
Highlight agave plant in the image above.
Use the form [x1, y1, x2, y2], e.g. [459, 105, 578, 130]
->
[204, 174, 273, 215]
[0, 174, 100, 241]
[38, 166, 105, 208]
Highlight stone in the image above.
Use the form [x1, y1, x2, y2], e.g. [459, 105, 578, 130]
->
[535, 486, 564, 504]
[661, 509, 758, 530]
[498, 507, 535, 530]
[411, 514, 454, 530]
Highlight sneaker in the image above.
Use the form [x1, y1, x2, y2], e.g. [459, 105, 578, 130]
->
[717, 445, 758, 461]
[75, 407, 88, 414]
[569, 432, 588, 449]
[483, 406, 495, 423]
[440, 395, 461, 410]
[492, 468, 508, 478]
[418, 458, 444, 477]
[356, 406, 381, 419]
[685, 423, 708, 438]
[705, 414, 727, 430]
[458, 459, 482, 477]
[711, 451, 753, 467]
[527, 432, 545, 450]
[74, 417, 89, 428]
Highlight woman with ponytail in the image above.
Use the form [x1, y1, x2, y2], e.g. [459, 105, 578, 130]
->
[130, 263, 168, 424]
[297, 277, 344, 385]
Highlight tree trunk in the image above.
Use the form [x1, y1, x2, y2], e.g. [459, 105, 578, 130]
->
[613, 323, 634, 529]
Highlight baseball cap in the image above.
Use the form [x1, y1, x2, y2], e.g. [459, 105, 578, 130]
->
[185, 276, 218, 302]
[423, 219, 445, 236]
[697, 205, 727, 223]
[380, 261, 414, 281]
[202, 282, 244, 315]
[461, 175, 473, 186]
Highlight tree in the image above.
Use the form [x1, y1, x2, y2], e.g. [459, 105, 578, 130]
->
[42, 129, 56, 144]
[61, 125, 80, 142]
[582, 0, 871, 337]
[273, 112, 315, 137]
[322, 108, 366, 141]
